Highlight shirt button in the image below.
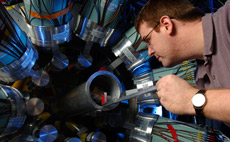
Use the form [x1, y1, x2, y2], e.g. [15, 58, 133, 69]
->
[212, 75, 216, 80]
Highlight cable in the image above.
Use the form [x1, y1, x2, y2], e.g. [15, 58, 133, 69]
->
[99, 0, 111, 26]
[87, 0, 95, 21]
[0, 2, 28, 59]
[28, 0, 56, 26]
[133, 36, 142, 51]
[0, 47, 20, 59]
[16, 0, 30, 24]
[216, 0, 224, 5]
[93, 0, 101, 25]
[104, 1, 121, 28]
[0, 17, 27, 53]
[61, 0, 72, 24]
[152, 125, 207, 141]
[60, 0, 65, 24]
[78, 0, 87, 15]
[41, 0, 59, 25]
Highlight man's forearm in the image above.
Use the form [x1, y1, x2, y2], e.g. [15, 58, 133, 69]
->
[200, 89, 230, 122]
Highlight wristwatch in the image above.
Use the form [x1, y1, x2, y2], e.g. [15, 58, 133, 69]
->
[192, 89, 206, 116]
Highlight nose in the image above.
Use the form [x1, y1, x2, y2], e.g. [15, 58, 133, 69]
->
[148, 47, 155, 56]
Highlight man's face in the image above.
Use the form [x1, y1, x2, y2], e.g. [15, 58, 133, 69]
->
[139, 20, 180, 67]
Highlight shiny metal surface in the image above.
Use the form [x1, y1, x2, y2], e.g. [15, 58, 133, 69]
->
[0, 40, 38, 82]
[112, 37, 133, 58]
[88, 132, 107, 142]
[27, 19, 72, 48]
[52, 53, 69, 70]
[76, 16, 114, 47]
[0, 85, 26, 136]
[39, 125, 58, 142]
[31, 70, 50, 87]
[112, 37, 145, 71]
[51, 71, 122, 117]
[26, 98, 45, 116]
[127, 58, 146, 71]
[130, 113, 158, 142]
[102, 86, 157, 107]
[133, 72, 159, 104]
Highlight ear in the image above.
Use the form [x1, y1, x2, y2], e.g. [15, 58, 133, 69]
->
[159, 16, 174, 35]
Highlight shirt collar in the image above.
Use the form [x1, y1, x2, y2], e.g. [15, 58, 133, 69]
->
[202, 13, 214, 56]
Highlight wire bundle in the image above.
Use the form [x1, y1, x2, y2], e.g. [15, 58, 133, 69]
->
[83, 0, 125, 28]
[22, 0, 73, 26]
[0, 2, 27, 66]
[152, 121, 227, 142]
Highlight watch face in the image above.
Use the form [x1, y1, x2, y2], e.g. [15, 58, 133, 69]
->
[192, 93, 206, 107]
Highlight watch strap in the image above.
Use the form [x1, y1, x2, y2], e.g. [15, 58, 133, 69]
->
[197, 89, 206, 95]
[194, 89, 206, 116]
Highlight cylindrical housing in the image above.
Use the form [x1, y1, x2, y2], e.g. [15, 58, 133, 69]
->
[0, 40, 38, 82]
[112, 36, 145, 71]
[133, 73, 157, 104]
[27, 20, 72, 48]
[23, 0, 73, 48]
[39, 125, 58, 142]
[0, 18, 28, 66]
[76, 16, 114, 47]
[84, 132, 107, 142]
[80, 0, 121, 28]
[0, 2, 38, 82]
[51, 71, 122, 117]
[131, 61, 159, 104]
[130, 113, 158, 142]
[23, 0, 72, 26]
[0, 85, 26, 137]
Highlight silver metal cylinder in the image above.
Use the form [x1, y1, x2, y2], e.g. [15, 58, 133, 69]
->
[0, 85, 26, 137]
[31, 70, 50, 87]
[27, 19, 72, 48]
[76, 16, 114, 47]
[86, 132, 107, 142]
[52, 71, 122, 116]
[39, 125, 58, 142]
[0, 40, 38, 82]
[112, 37, 134, 58]
[112, 37, 145, 71]
[52, 53, 69, 70]
[26, 98, 45, 116]
[133, 73, 159, 104]
[130, 113, 158, 142]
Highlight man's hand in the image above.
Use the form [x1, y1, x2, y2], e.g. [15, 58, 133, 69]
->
[156, 74, 198, 115]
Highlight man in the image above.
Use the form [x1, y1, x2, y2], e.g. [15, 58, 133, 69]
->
[134, 0, 230, 126]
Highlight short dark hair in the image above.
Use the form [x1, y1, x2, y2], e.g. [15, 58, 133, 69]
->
[135, 0, 204, 32]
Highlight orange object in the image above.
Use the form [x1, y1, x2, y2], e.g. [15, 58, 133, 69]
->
[28, 1, 73, 20]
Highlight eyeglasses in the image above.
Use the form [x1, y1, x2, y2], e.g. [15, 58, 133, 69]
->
[142, 22, 160, 45]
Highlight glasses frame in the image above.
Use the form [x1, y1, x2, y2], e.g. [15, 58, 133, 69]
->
[142, 22, 160, 44]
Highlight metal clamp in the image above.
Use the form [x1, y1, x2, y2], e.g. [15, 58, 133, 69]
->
[27, 19, 72, 48]
[76, 15, 114, 47]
